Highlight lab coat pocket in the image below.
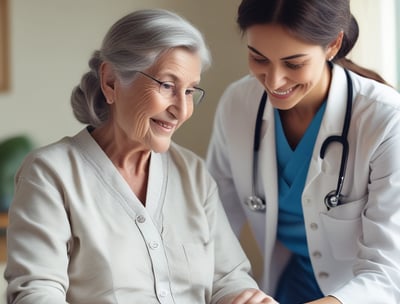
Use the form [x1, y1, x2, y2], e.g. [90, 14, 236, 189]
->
[183, 241, 215, 288]
[320, 197, 366, 260]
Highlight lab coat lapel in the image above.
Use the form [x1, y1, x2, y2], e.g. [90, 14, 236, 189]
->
[258, 101, 280, 266]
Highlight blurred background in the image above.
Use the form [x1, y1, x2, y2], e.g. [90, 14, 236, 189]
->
[0, 0, 398, 302]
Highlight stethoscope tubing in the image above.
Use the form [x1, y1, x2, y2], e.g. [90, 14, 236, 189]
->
[246, 92, 268, 212]
[320, 68, 353, 208]
[245, 68, 353, 212]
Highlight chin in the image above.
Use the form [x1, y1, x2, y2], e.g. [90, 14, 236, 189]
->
[151, 141, 171, 154]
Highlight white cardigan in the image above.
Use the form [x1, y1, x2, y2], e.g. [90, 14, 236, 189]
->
[5, 128, 258, 304]
[206, 64, 400, 303]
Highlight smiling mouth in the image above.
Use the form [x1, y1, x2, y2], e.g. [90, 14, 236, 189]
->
[271, 86, 295, 96]
[151, 119, 175, 130]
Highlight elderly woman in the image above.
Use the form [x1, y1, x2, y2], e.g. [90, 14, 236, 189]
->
[4, 9, 276, 304]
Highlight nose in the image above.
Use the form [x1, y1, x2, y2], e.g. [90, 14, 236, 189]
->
[168, 91, 192, 121]
[264, 66, 286, 90]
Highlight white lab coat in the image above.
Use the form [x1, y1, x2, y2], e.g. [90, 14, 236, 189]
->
[206, 64, 400, 304]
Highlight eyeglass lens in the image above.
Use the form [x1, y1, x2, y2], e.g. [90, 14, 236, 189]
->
[136, 71, 205, 105]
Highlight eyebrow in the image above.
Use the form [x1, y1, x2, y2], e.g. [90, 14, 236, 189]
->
[247, 45, 308, 60]
[159, 72, 200, 87]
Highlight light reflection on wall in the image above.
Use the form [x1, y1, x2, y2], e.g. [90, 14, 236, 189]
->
[349, 0, 397, 88]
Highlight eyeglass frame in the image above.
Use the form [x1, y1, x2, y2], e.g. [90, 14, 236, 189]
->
[133, 71, 205, 106]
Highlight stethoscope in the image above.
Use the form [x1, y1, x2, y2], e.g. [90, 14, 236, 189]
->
[245, 68, 353, 212]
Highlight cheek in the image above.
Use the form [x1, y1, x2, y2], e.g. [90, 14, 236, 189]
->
[131, 101, 155, 135]
[299, 63, 325, 86]
[294, 70, 314, 84]
[116, 94, 150, 132]
[248, 57, 262, 74]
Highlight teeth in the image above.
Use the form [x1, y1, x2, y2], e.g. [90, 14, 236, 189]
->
[272, 87, 293, 95]
[155, 120, 172, 129]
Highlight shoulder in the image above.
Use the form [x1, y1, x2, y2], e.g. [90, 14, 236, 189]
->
[331, 64, 400, 122]
[168, 142, 206, 171]
[20, 139, 72, 170]
[224, 74, 264, 94]
[340, 69, 400, 147]
[167, 142, 218, 195]
[349, 71, 400, 130]
[215, 74, 265, 126]
[17, 129, 87, 180]
[350, 71, 400, 109]
[220, 74, 264, 106]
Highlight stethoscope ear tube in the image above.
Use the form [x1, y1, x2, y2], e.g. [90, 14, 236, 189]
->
[321, 68, 353, 209]
[245, 69, 353, 212]
[244, 92, 268, 212]
[253, 92, 268, 151]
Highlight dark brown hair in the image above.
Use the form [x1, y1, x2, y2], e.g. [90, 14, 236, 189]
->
[237, 0, 389, 85]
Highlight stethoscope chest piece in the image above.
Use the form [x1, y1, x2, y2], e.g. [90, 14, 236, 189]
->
[245, 195, 266, 212]
[324, 190, 341, 209]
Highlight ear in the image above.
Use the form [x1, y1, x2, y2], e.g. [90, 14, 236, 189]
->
[100, 62, 117, 104]
[326, 31, 344, 61]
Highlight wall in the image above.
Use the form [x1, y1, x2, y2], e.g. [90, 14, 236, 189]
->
[349, 0, 398, 87]
[0, 0, 248, 158]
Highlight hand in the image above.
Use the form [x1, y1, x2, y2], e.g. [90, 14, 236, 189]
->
[228, 288, 278, 304]
[306, 295, 342, 304]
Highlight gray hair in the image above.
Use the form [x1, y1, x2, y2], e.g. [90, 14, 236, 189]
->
[71, 9, 211, 127]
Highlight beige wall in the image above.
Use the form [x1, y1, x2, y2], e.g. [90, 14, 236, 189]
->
[350, 0, 397, 87]
[0, 0, 248, 158]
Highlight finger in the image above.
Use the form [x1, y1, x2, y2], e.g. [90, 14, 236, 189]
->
[232, 289, 278, 304]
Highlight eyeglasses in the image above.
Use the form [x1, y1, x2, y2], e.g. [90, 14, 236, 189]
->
[134, 71, 205, 106]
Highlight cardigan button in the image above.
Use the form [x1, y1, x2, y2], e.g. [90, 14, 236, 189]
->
[149, 241, 159, 249]
[312, 251, 322, 258]
[136, 215, 146, 224]
[318, 272, 329, 279]
[159, 289, 169, 297]
[310, 222, 319, 230]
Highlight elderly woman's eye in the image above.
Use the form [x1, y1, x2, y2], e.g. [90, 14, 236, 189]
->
[185, 88, 195, 96]
[160, 82, 175, 91]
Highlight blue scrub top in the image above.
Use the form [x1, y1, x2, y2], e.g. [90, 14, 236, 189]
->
[274, 102, 326, 303]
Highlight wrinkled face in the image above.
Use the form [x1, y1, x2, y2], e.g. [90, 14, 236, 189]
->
[108, 48, 202, 153]
[246, 24, 334, 110]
